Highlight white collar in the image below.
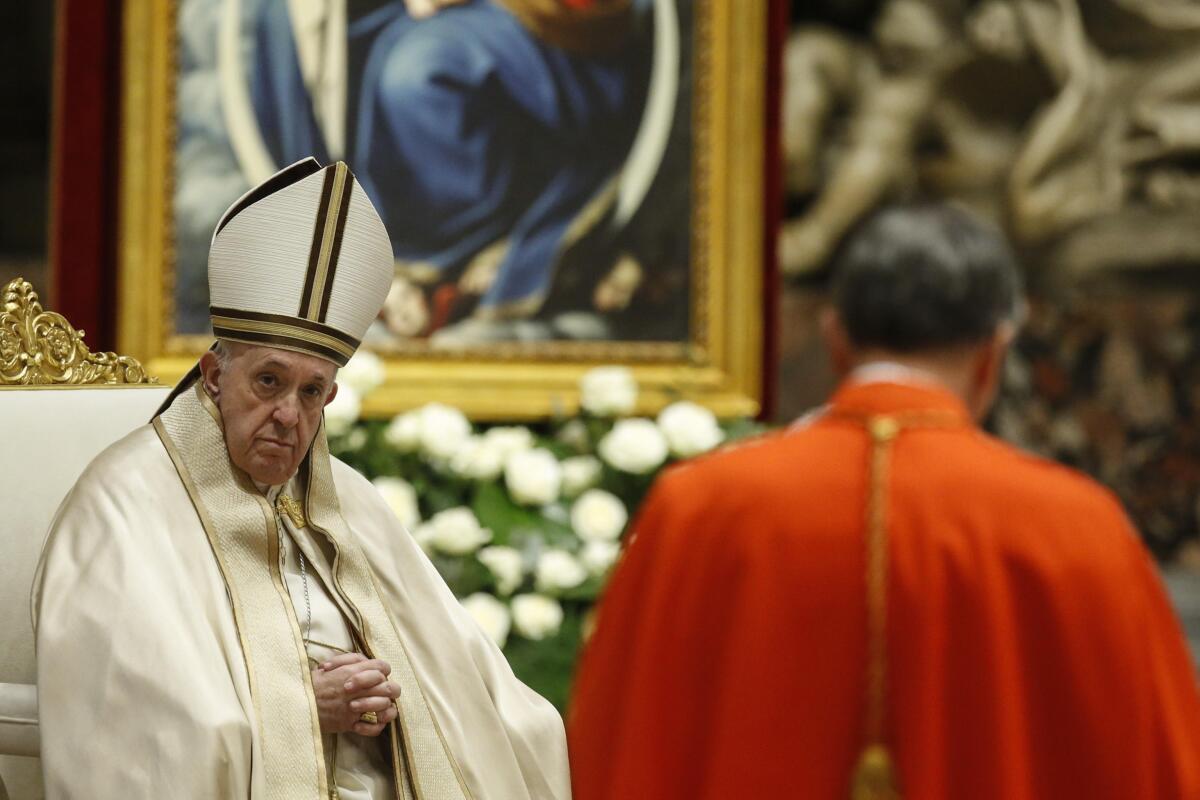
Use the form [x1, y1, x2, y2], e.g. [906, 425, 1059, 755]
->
[256, 478, 296, 502]
[848, 361, 947, 391]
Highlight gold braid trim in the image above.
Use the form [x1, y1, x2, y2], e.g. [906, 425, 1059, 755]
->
[835, 411, 964, 800]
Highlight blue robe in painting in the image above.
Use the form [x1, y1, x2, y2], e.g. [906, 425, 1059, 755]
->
[251, 0, 649, 317]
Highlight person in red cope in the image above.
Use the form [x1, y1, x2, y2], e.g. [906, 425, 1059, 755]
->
[568, 203, 1200, 800]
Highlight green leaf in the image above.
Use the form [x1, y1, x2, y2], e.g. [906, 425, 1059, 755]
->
[432, 556, 492, 596]
[557, 574, 607, 602]
[599, 465, 657, 512]
[422, 483, 467, 516]
[723, 417, 768, 443]
[503, 608, 585, 712]
[538, 438, 576, 461]
[470, 482, 574, 546]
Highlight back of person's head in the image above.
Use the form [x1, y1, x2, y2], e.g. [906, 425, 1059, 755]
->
[830, 203, 1024, 353]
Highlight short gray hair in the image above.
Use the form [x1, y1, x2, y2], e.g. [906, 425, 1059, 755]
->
[212, 339, 238, 371]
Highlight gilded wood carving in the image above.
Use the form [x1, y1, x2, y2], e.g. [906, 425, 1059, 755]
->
[0, 278, 155, 386]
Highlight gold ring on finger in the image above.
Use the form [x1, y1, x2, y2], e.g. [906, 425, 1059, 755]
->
[359, 711, 379, 725]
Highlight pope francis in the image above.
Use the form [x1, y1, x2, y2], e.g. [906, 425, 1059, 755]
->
[32, 159, 570, 799]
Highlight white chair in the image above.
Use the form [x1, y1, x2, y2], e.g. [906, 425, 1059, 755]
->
[0, 279, 170, 800]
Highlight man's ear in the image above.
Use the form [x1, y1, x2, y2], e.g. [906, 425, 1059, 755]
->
[820, 307, 854, 379]
[324, 382, 339, 408]
[968, 325, 1014, 420]
[199, 350, 222, 401]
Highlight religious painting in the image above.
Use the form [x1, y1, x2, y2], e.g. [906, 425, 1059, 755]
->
[119, 0, 767, 418]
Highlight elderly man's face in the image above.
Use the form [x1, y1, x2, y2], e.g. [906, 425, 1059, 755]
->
[199, 343, 338, 486]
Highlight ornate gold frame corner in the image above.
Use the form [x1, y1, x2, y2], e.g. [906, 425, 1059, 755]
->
[118, 0, 766, 420]
[0, 278, 157, 386]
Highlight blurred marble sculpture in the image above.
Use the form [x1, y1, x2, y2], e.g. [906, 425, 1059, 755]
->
[782, 0, 1200, 277]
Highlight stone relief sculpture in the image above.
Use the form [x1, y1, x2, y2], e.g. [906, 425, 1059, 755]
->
[782, 0, 1200, 278]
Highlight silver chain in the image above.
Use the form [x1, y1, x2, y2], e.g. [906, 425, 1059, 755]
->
[276, 507, 313, 641]
[297, 546, 313, 641]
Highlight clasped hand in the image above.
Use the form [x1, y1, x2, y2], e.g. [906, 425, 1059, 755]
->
[311, 652, 401, 737]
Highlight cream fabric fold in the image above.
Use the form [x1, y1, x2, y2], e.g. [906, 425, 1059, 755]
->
[33, 386, 570, 799]
[0, 682, 37, 758]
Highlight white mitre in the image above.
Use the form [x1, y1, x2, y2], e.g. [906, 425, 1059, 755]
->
[208, 157, 392, 366]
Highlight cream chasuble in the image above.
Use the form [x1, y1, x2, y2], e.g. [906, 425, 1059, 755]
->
[33, 385, 570, 800]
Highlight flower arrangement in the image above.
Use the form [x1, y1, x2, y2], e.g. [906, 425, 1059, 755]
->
[326, 353, 761, 709]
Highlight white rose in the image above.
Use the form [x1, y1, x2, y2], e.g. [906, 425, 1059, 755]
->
[411, 521, 437, 556]
[598, 418, 669, 474]
[579, 366, 638, 416]
[449, 436, 506, 481]
[372, 477, 421, 528]
[460, 593, 511, 648]
[383, 411, 422, 453]
[323, 384, 361, 437]
[511, 594, 564, 640]
[417, 403, 472, 461]
[451, 426, 533, 480]
[504, 448, 563, 507]
[483, 426, 534, 458]
[657, 401, 724, 458]
[581, 540, 620, 577]
[428, 507, 492, 556]
[561, 455, 602, 497]
[339, 349, 385, 396]
[478, 545, 525, 596]
[535, 549, 588, 593]
[570, 489, 628, 542]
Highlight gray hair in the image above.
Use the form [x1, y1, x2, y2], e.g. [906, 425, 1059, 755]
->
[212, 339, 238, 371]
[830, 203, 1025, 352]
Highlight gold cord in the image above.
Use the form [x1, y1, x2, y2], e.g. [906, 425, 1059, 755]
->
[844, 410, 962, 800]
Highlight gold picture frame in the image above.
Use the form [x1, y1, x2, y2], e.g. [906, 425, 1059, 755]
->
[118, 0, 765, 420]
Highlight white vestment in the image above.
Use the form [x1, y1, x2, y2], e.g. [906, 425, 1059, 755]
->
[33, 405, 570, 799]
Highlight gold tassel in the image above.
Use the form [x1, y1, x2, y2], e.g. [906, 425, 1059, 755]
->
[851, 744, 901, 800]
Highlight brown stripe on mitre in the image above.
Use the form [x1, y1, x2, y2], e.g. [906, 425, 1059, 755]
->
[317, 170, 354, 323]
[211, 306, 360, 366]
[304, 163, 350, 321]
[211, 306, 360, 348]
[299, 165, 340, 319]
[316, 173, 352, 323]
[212, 326, 352, 367]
